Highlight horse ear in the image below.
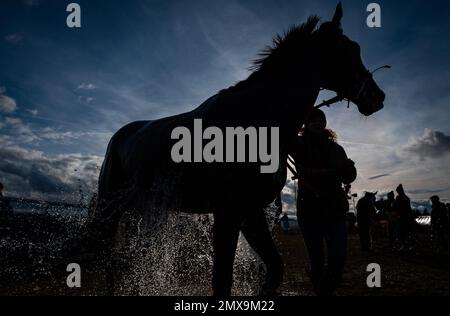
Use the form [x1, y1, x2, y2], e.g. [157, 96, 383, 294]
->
[332, 2, 343, 27]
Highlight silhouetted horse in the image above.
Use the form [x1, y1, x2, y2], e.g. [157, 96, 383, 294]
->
[89, 3, 386, 296]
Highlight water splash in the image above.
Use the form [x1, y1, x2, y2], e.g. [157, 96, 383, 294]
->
[1, 186, 280, 296]
[112, 203, 280, 296]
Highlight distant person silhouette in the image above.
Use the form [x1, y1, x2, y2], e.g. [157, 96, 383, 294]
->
[280, 213, 290, 233]
[394, 184, 414, 250]
[290, 108, 357, 296]
[385, 191, 399, 248]
[375, 197, 389, 238]
[0, 182, 13, 218]
[430, 196, 448, 251]
[346, 211, 357, 234]
[356, 192, 377, 251]
[414, 209, 421, 218]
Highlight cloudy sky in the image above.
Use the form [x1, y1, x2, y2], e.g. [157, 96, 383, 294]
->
[0, 0, 449, 208]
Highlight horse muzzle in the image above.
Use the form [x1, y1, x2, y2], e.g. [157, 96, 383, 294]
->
[356, 79, 386, 116]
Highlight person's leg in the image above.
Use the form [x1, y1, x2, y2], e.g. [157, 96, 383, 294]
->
[322, 218, 347, 296]
[283, 222, 289, 233]
[437, 225, 447, 250]
[399, 221, 407, 249]
[431, 224, 438, 249]
[358, 224, 370, 251]
[388, 220, 394, 248]
[444, 225, 449, 250]
[299, 215, 325, 293]
[393, 221, 400, 247]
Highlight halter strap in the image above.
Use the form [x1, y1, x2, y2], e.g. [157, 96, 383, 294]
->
[314, 65, 391, 110]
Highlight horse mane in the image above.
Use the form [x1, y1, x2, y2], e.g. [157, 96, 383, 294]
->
[220, 16, 320, 94]
[250, 15, 321, 72]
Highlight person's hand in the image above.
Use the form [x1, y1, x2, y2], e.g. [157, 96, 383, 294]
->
[304, 168, 329, 177]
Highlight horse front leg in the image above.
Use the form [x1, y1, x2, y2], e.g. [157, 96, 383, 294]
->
[212, 209, 243, 296]
[241, 208, 284, 295]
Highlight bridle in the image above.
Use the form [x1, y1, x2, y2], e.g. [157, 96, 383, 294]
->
[314, 65, 391, 109]
[287, 65, 391, 180]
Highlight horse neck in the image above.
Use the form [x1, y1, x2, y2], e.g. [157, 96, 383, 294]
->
[253, 52, 322, 147]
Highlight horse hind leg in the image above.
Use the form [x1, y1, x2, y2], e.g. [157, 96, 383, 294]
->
[241, 208, 284, 295]
[212, 209, 243, 296]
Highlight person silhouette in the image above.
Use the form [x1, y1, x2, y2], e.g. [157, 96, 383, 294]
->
[430, 196, 448, 251]
[289, 108, 357, 296]
[394, 184, 414, 251]
[0, 182, 13, 218]
[386, 191, 399, 248]
[375, 196, 389, 238]
[356, 192, 377, 251]
[280, 212, 290, 233]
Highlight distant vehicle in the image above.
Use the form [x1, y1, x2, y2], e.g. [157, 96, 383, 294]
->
[415, 216, 431, 226]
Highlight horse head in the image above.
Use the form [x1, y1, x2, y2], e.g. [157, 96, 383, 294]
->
[315, 2, 386, 116]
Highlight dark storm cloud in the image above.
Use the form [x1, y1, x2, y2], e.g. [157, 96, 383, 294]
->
[403, 129, 450, 159]
[0, 144, 102, 202]
[407, 187, 450, 195]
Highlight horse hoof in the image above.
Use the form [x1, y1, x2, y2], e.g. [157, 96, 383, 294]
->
[258, 286, 279, 297]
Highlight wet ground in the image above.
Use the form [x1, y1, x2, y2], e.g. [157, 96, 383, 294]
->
[277, 227, 450, 296]
[1, 213, 449, 296]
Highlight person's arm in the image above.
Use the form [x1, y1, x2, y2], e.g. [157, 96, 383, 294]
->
[336, 145, 357, 184]
[287, 136, 305, 163]
[309, 144, 356, 184]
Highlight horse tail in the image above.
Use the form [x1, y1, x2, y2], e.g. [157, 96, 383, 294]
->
[89, 136, 124, 219]
[89, 120, 148, 221]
